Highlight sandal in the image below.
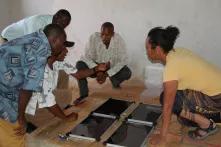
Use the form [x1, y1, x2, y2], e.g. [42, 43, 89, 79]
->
[177, 116, 198, 127]
[188, 119, 219, 140]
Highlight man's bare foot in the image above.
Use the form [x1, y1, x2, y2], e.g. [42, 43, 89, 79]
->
[73, 96, 88, 106]
[65, 112, 78, 121]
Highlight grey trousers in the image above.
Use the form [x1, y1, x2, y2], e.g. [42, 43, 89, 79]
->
[76, 61, 132, 97]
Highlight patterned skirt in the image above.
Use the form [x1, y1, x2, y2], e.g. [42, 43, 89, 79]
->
[160, 89, 221, 121]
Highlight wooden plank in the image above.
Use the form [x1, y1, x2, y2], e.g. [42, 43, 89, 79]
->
[99, 102, 139, 143]
[30, 79, 148, 146]
[31, 97, 108, 138]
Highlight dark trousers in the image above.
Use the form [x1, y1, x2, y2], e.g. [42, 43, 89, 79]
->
[76, 61, 132, 97]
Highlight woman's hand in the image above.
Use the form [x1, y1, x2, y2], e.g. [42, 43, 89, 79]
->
[149, 133, 167, 147]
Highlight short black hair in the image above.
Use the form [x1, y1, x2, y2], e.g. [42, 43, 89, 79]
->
[147, 26, 180, 53]
[101, 22, 114, 31]
[43, 24, 66, 39]
[53, 9, 71, 22]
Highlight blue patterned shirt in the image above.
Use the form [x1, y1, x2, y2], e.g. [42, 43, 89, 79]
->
[0, 30, 51, 123]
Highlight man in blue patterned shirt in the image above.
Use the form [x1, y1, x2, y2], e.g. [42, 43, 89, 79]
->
[0, 24, 71, 147]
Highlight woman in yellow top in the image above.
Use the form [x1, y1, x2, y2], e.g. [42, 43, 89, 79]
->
[146, 26, 221, 145]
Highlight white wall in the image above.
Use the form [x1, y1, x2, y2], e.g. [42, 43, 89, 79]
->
[55, 0, 221, 77]
[0, 0, 55, 31]
[9, 0, 55, 19]
[2, 0, 221, 79]
[0, 0, 10, 31]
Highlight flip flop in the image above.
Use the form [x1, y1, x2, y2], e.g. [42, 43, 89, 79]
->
[188, 119, 219, 140]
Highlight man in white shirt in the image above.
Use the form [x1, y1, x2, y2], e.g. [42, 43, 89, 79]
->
[25, 59, 77, 118]
[25, 45, 107, 124]
[1, 9, 74, 46]
[0, 9, 77, 129]
[73, 22, 132, 105]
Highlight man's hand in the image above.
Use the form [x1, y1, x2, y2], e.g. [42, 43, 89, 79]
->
[95, 62, 110, 72]
[14, 115, 26, 136]
[65, 112, 78, 122]
[95, 63, 107, 72]
[105, 61, 110, 70]
[56, 47, 68, 61]
[96, 72, 108, 84]
[16, 89, 32, 136]
[47, 55, 57, 70]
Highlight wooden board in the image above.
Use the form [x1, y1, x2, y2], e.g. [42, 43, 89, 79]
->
[29, 78, 221, 147]
[29, 79, 146, 147]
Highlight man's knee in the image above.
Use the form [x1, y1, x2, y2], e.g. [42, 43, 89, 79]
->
[76, 61, 89, 70]
[122, 66, 132, 80]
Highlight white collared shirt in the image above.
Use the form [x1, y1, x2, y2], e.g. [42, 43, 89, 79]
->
[1, 15, 53, 41]
[25, 60, 76, 115]
[82, 32, 128, 77]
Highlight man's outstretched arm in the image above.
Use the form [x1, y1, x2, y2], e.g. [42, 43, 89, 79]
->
[16, 89, 33, 136]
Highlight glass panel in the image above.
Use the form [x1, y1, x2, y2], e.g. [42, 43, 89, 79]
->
[94, 99, 132, 116]
[106, 123, 151, 147]
[106, 104, 162, 147]
[69, 115, 115, 141]
[128, 104, 161, 123]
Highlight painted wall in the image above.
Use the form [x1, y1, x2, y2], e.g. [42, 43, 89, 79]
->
[1, 0, 221, 80]
[53, 0, 221, 78]
[0, 0, 10, 31]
